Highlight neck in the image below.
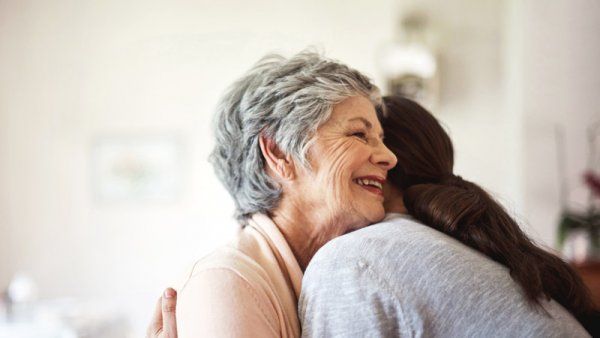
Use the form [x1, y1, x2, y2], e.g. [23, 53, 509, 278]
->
[271, 200, 334, 271]
[383, 190, 408, 214]
[384, 202, 407, 214]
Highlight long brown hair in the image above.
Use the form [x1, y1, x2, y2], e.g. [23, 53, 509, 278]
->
[379, 95, 598, 334]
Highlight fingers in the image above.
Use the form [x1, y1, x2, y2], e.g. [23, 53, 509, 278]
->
[161, 288, 178, 338]
[147, 295, 164, 338]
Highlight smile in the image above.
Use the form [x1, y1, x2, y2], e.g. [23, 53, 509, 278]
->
[353, 176, 385, 196]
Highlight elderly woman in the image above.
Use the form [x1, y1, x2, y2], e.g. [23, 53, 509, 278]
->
[149, 96, 597, 338]
[163, 52, 396, 337]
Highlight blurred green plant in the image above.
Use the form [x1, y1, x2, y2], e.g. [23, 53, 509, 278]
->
[557, 210, 600, 259]
[556, 119, 600, 262]
[557, 169, 600, 261]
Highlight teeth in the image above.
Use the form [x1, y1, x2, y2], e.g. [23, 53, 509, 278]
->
[355, 178, 383, 189]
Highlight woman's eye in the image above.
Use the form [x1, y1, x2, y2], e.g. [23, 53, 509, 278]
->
[351, 132, 368, 140]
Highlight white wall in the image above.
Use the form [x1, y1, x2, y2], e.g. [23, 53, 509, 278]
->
[393, 0, 521, 216]
[519, 0, 600, 248]
[1, 0, 596, 336]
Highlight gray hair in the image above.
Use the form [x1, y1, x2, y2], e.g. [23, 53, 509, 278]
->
[209, 51, 381, 223]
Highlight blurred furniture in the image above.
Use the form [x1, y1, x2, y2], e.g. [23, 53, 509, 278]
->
[0, 298, 130, 338]
[0, 319, 77, 338]
[573, 261, 600, 308]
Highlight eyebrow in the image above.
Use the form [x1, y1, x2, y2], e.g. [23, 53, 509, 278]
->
[348, 117, 373, 129]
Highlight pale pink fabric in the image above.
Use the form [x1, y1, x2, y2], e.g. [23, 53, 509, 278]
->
[176, 214, 303, 337]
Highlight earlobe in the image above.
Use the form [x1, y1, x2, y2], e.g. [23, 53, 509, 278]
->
[280, 154, 295, 180]
[259, 133, 295, 181]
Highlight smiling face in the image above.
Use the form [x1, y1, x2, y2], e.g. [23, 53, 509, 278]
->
[292, 95, 397, 240]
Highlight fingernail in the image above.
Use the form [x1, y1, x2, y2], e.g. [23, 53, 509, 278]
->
[163, 288, 175, 299]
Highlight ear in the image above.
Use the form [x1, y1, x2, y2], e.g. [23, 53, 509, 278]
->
[259, 133, 295, 181]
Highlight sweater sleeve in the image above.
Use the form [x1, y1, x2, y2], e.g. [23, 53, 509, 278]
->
[177, 267, 280, 338]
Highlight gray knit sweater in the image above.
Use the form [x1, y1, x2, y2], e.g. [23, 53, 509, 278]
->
[299, 213, 589, 338]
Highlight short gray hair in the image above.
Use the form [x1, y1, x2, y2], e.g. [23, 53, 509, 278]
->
[209, 51, 381, 223]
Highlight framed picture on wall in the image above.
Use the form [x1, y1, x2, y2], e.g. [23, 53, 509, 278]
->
[90, 134, 184, 203]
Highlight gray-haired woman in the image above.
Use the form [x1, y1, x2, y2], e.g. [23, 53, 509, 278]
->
[157, 52, 396, 337]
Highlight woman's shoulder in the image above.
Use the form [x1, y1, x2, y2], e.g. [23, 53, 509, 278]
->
[306, 213, 497, 283]
[174, 227, 301, 337]
[312, 214, 456, 259]
[177, 233, 271, 293]
[175, 245, 282, 337]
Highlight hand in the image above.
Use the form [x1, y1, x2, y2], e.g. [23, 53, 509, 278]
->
[146, 288, 178, 338]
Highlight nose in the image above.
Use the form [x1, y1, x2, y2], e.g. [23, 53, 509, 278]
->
[372, 140, 397, 171]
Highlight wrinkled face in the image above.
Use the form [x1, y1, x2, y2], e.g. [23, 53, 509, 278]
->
[294, 95, 397, 241]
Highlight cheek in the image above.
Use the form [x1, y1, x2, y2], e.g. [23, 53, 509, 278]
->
[305, 142, 353, 211]
[318, 143, 359, 188]
[321, 145, 372, 213]
[307, 138, 380, 222]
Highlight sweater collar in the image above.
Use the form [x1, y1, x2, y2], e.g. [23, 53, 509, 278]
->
[383, 212, 414, 222]
[248, 213, 304, 299]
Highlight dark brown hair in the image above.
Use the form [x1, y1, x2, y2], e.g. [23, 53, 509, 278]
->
[379, 95, 598, 334]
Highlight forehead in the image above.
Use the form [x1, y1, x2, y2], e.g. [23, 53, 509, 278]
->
[327, 96, 380, 128]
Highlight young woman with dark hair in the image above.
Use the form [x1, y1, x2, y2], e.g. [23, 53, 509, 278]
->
[299, 96, 597, 337]
[378, 96, 598, 335]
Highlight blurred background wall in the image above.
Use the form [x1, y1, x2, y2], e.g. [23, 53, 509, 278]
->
[0, 0, 598, 336]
